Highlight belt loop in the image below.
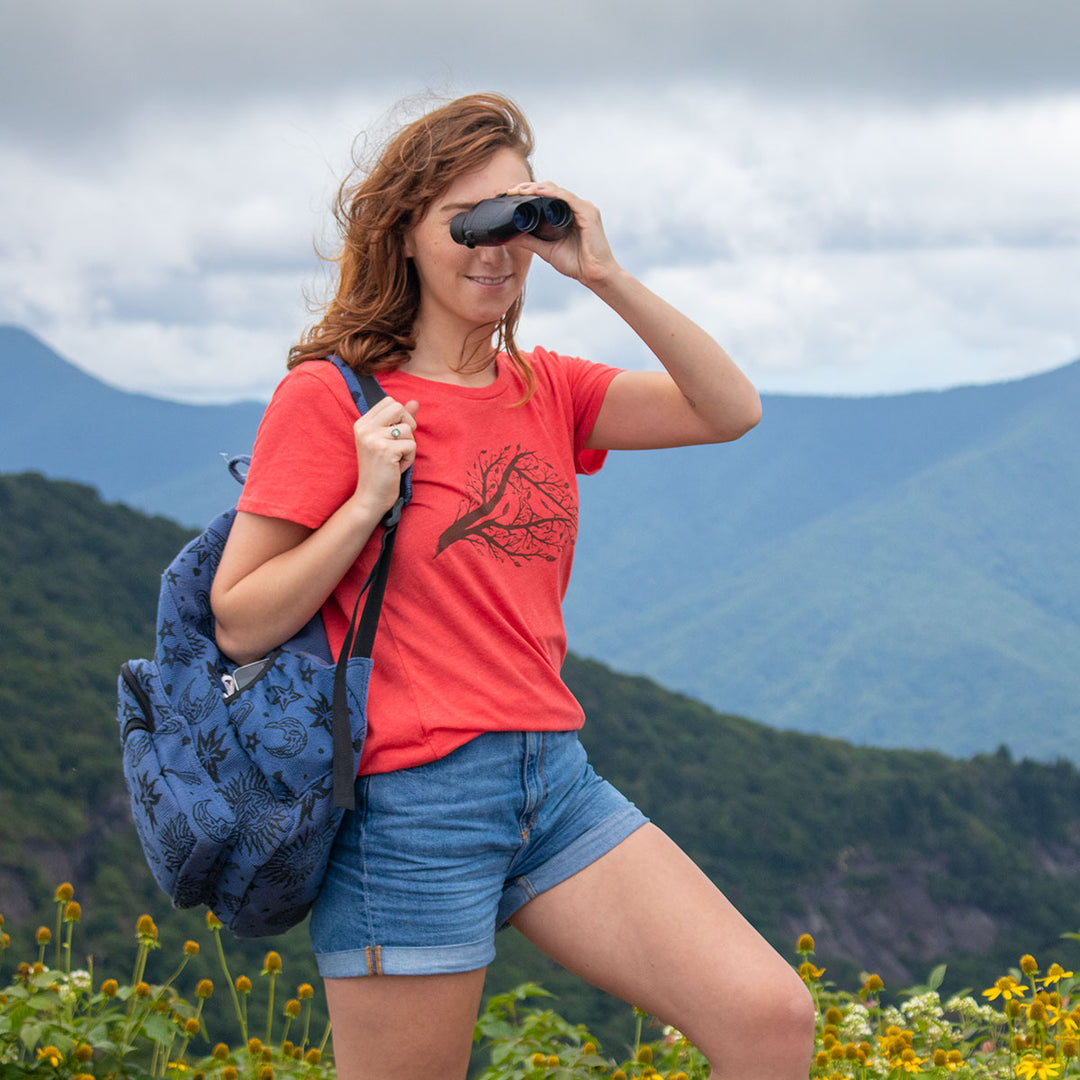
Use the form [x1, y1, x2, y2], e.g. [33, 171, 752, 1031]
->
[365, 945, 383, 976]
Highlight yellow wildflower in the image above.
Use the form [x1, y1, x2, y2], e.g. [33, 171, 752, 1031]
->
[54, 883, 74, 903]
[36, 926, 51, 945]
[183, 940, 200, 955]
[1041, 964, 1074, 986]
[262, 951, 282, 974]
[37, 1046, 62, 1067]
[1021, 955, 1040, 975]
[796, 933, 816, 953]
[206, 911, 223, 930]
[212, 1044, 230, 1060]
[984, 976, 1028, 1001]
[304, 1050, 321, 1065]
[236, 976, 252, 993]
[799, 960, 826, 982]
[898, 1048, 926, 1073]
[284, 998, 301, 1018]
[64, 901, 81, 922]
[1015, 1055, 1061, 1079]
[297, 983, 314, 999]
[196, 979, 214, 998]
[101, 978, 119, 997]
[222, 1068, 238, 1080]
[184, 1018, 201, 1035]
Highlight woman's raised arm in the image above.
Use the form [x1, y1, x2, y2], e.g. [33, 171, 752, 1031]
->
[508, 179, 761, 451]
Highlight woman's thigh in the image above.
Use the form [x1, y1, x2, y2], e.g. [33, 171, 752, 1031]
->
[509, 823, 815, 1078]
[324, 968, 487, 1080]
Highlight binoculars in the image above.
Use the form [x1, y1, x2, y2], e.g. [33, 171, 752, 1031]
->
[450, 195, 573, 248]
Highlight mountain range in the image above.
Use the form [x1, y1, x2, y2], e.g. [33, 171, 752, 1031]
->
[3, 323, 1078, 763]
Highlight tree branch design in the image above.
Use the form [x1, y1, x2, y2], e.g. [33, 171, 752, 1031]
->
[435, 445, 577, 565]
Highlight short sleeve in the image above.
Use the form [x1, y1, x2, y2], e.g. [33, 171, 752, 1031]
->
[532, 349, 621, 475]
[237, 364, 360, 528]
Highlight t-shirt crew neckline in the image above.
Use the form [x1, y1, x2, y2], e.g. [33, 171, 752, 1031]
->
[383, 355, 511, 399]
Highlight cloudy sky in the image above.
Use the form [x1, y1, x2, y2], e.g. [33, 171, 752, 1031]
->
[2, 0, 1078, 403]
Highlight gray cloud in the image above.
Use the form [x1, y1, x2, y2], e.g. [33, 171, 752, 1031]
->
[5, 0, 1080, 142]
[1, 2, 1077, 402]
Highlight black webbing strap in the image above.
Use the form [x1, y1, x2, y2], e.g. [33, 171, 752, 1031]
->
[329, 368, 408, 810]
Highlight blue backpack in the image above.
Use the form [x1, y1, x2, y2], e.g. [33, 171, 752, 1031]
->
[117, 357, 409, 937]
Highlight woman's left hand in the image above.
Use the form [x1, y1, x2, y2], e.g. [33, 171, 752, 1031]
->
[503, 180, 620, 291]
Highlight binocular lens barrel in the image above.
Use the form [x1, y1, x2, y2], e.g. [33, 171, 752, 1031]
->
[543, 200, 573, 228]
[450, 195, 573, 247]
[511, 202, 541, 233]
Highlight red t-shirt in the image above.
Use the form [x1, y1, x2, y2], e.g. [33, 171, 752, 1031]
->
[237, 347, 621, 774]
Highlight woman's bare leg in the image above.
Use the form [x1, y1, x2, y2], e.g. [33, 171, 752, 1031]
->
[511, 824, 815, 1078]
[323, 968, 487, 1080]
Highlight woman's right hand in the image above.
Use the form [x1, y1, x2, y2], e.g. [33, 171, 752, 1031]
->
[350, 396, 420, 518]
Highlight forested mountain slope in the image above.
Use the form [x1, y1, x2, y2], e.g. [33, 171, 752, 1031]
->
[4, 472, 1080, 1048]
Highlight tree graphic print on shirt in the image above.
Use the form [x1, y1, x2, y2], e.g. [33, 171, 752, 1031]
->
[435, 445, 577, 565]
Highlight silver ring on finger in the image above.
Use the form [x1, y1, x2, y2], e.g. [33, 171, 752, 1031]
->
[390, 426, 402, 440]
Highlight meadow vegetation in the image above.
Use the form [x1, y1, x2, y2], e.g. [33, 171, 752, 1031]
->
[4, 885, 1080, 1079]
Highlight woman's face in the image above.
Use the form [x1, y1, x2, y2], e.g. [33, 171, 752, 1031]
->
[405, 148, 534, 344]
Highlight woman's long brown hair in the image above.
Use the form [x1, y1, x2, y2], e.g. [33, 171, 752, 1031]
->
[288, 93, 537, 397]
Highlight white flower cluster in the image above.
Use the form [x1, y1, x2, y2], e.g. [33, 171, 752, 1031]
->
[56, 969, 92, 1005]
[838, 1001, 872, 1041]
[879, 1005, 906, 1030]
[946, 993, 1005, 1027]
[901, 991, 950, 1043]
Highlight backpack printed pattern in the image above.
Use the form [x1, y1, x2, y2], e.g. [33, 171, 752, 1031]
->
[117, 359, 404, 937]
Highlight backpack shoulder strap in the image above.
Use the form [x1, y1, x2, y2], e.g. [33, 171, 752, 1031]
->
[322, 355, 410, 808]
[326, 356, 413, 512]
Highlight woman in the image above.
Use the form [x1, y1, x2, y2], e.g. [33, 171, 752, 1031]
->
[211, 92, 814, 1080]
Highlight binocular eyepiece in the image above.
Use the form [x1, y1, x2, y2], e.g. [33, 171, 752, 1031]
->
[450, 194, 573, 248]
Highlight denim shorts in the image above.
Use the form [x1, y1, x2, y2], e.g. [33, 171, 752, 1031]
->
[309, 730, 648, 977]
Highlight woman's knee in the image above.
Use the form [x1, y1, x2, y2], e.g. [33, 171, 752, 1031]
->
[686, 960, 816, 1074]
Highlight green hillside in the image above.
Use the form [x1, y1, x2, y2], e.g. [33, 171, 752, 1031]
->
[569, 360, 1080, 761]
[3, 472, 1080, 1056]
